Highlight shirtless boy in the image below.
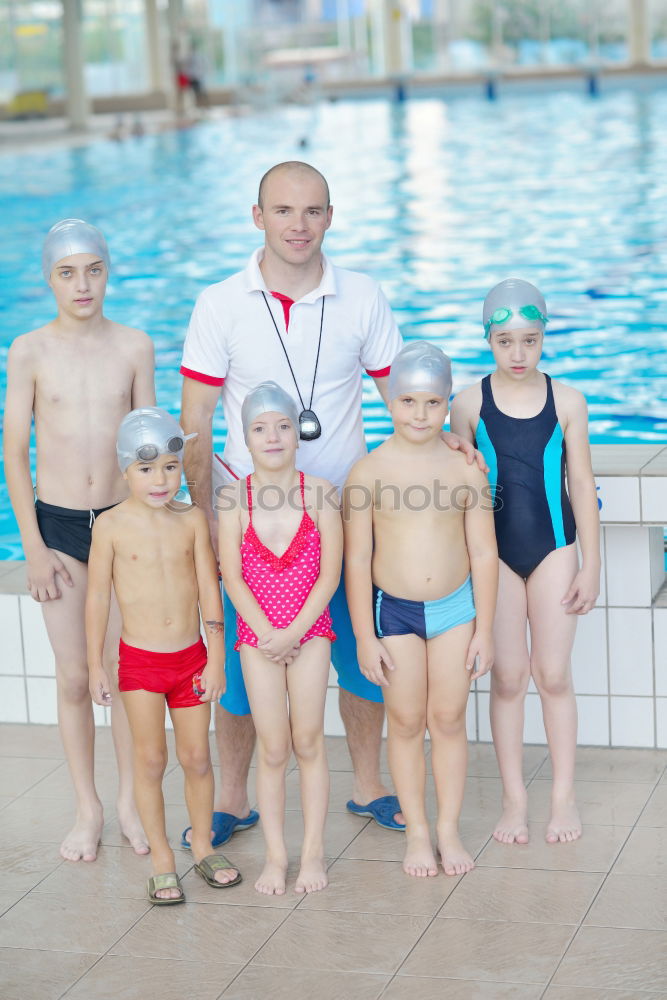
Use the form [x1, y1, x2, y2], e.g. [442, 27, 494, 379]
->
[345, 342, 498, 876]
[3, 219, 154, 861]
[86, 408, 239, 903]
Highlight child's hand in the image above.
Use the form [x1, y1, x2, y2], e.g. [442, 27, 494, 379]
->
[258, 628, 300, 662]
[276, 643, 302, 667]
[466, 631, 493, 681]
[357, 637, 395, 687]
[561, 567, 599, 615]
[198, 660, 226, 702]
[27, 548, 74, 602]
[440, 431, 489, 473]
[89, 666, 112, 706]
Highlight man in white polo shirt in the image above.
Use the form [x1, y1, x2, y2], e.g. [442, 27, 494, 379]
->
[179, 161, 475, 847]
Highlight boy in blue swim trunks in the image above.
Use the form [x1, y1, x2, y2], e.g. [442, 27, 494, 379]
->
[451, 279, 600, 846]
[344, 342, 498, 877]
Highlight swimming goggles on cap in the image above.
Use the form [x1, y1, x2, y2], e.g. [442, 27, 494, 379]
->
[484, 305, 548, 338]
[134, 437, 185, 462]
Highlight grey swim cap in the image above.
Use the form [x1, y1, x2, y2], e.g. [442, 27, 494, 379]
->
[241, 381, 300, 443]
[388, 341, 452, 401]
[42, 219, 111, 281]
[117, 407, 197, 473]
[483, 278, 548, 339]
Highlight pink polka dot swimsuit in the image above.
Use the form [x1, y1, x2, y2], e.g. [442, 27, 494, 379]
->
[235, 471, 336, 650]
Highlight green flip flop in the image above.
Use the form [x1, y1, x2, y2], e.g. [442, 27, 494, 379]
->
[193, 853, 242, 888]
[147, 872, 185, 905]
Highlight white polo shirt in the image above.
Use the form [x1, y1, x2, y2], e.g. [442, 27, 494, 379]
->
[180, 249, 403, 490]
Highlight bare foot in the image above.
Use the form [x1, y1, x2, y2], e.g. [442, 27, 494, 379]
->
[117, 802, 150, 856]
[403, 832, 438, 878]
[255, 859, 287, 895]
[493, 799, 529, 845]
[60, 808, 104, 862]
[546, 799, 582, 844]
[438, 829, 474, 876]
[295, 856, 328, 894]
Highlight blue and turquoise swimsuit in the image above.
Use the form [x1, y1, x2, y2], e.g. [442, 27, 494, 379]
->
[475, 372, 576, 579]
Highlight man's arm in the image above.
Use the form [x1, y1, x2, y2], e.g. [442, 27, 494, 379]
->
[85, 517, 114, 705]
[180, 376, 221, 553]
[3, 337, 73, 601]
[192, 508, 226, 702]
[131, 332, 156, 408]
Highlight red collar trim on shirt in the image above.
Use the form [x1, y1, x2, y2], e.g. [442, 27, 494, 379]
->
[270, 291, 294, 331]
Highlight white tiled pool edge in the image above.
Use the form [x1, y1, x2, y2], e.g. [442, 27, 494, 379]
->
[1, 445, 665, 747]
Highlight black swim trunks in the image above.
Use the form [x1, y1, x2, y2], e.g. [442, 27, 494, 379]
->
[35, 500, 117, 564]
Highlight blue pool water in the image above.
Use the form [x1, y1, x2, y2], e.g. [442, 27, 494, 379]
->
[1, 90, 666, 558]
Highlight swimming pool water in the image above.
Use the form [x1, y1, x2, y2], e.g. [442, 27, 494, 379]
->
[1, 90, 666, 557]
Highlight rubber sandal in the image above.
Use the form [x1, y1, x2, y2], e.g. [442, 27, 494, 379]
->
[346, 795, 405, 831]
[193, 853, 242, 888]
[180, 809, 260, 850]
[147, 872, 185, 905]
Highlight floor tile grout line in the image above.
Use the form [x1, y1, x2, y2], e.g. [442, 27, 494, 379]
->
[536, 816, 641, 996]
[376, 826, 497, 997]
[215, 815, 375, 997]
[215, 895, 315, 998]
[55, 900, 155, 1000]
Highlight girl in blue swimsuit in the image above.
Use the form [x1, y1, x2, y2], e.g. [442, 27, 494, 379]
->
[451, 279, 600, 847]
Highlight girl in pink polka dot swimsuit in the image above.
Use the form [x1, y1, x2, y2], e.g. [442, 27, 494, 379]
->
[219, 382, 343, 898]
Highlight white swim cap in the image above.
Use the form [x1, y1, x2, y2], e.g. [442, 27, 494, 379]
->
[483, 278, 548, 339]
[42, 219, 111, 281]
[117, 407, 197, 472]
[241, 382, 300, 443]
[388, 341, 452, 401]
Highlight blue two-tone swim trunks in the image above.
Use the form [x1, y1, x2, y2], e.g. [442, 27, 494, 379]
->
[373, 575, 476, 641]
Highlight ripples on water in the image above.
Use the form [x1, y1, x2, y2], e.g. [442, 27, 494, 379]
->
[0, 90, 666, 555]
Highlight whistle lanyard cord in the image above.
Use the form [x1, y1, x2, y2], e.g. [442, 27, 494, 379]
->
[261, 291, 325, 412]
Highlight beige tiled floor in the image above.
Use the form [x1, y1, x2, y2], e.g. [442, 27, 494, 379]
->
[0, 726, 666, 1000]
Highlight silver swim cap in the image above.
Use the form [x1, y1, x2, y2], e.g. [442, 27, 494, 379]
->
[42, 219, 111, 281]
[117, 407, 197, 472]
[483, 278, 548, 339]
[241, 381, 300, 443]
[388, 341, 452, 401]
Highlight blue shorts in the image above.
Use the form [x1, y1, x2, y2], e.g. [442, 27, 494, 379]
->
[373, 575, 475, 641]
[220, 571, 383, 717]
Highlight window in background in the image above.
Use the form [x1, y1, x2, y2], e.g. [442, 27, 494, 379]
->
[0, 0, 63, 100]
[83, 0, 148, 95]
[650, 0, 667, 60]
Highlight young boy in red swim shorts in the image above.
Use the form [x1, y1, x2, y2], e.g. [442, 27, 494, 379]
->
[86, 406, 241, 903]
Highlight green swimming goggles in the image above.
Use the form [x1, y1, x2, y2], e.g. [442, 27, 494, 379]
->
[484, 304, 548, 338]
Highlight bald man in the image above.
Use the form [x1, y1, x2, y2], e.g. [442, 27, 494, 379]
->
[179, 161, 476, 847]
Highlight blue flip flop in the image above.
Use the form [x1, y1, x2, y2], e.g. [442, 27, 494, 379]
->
[346, 795, 405, 831]
[180, 809, 259, 850]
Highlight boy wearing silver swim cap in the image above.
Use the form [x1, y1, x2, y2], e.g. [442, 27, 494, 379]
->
[451, 278, 600, 848]
[4, 219, 155, 864]
[86, 407, 241, 903]
[344, 339, 498, 879]
[116, 406, 197, 472]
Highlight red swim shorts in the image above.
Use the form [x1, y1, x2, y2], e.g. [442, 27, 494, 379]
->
[118, 637, 207, 709]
